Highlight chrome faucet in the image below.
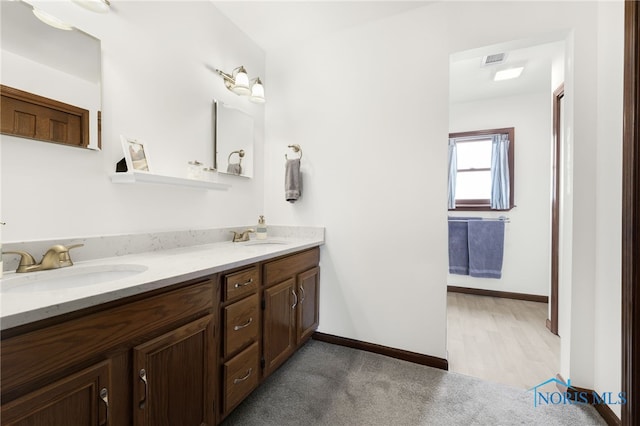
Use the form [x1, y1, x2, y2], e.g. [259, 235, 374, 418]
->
[3, 244, 84, 273]
[230, 229, 254, 242]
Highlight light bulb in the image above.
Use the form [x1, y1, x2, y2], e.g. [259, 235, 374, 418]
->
[232, 70, 251, 95]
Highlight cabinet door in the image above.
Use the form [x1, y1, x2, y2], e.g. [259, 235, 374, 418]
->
[133, 315, 215, 426]
[263, 278, 296, 377]
[297, 266, 320, 344]
[1, 360, 111, 426]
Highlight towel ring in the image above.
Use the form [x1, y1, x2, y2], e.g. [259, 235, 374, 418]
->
[228, 149, 245, 164]
[285, 144, 302, 160]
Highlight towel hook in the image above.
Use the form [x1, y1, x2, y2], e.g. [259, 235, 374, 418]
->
[285, 144, 302, 160]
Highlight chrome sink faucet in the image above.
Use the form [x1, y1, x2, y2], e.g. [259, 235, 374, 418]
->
[230, 229, 254, 242]
[3, 244, 84, 273]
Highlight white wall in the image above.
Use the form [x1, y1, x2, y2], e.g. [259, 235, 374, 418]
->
[449, 92, 552, 296]
[264, 4, 450, 358]
[1, 1, 266, 242]
[593, 1, 624, 418]
[264, 1, 624, 406]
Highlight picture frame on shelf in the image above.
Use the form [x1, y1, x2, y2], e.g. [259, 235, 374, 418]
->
[120, 135, 151, 172]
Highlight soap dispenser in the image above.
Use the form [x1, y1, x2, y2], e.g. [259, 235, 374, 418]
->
[256, 215, 267, 240]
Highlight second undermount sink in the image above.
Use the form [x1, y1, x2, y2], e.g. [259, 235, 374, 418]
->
[2, 264, 148, 293]
[239, 239, 291, 246]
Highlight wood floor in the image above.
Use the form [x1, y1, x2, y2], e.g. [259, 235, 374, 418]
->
[447, 292, 560, 392]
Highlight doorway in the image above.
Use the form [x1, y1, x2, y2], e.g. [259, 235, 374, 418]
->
[447, 37, 563, 389]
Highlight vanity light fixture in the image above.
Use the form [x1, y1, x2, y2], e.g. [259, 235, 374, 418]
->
[494, 66, 524, 81]
[32, 8, 74, 30]
[249, 78, 265, 103]
[216, 66, 266, 103]
[71, 0, 111, 13]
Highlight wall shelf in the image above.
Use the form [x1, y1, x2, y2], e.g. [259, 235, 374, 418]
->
[110, 172, 231, 190]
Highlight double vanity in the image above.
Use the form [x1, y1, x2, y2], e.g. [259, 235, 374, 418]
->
[0, 227, 324, 425]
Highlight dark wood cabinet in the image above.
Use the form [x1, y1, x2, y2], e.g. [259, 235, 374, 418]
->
[1, 277, 218, 426]
[0, 245, 320, 425]
[262, 248, 320, 378]
[218, 266, 260, 420]
[297, 266, 320, 344]
[133, 315, 215, 426]
[1, 360, 111, 426]
[1, 85, 90, 148]
[263, 278, 297, 377]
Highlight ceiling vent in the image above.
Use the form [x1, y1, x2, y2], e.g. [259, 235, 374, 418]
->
[482, 53, 507, 66]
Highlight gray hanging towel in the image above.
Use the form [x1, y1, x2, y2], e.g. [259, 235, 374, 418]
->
[285, 158, 301, 202]
[227, 163, 242, 175]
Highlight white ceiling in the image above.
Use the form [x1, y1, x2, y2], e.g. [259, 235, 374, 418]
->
[212, 1, 431, 51]
[450, 40, 565, 104]
[212, 2, 565, 104]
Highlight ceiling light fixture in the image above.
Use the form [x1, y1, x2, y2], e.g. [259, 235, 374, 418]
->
[71, 0, 111, 14]
[32, 8, 73, 30]
[216, 66, 266, 103]
[494, 67, 524, 81]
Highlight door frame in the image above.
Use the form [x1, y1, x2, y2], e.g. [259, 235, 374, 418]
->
[621, 1, 639, 424]
[548, 83, 564, 336]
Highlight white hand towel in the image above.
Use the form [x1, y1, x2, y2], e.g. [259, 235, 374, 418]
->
[285, 159, 301, 202]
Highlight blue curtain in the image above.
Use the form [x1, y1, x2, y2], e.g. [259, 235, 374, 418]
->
[448, 138, 457, 209]
[491, 134, 510, 210]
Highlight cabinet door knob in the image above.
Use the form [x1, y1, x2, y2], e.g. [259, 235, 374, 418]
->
[233, 317, 253, 331]
[299, 284, 306, 303]
[99, 388, 109, 426]
[139, 368, 148, 409]
[233, 368, 253, 384]
[291, 289, 298, 310]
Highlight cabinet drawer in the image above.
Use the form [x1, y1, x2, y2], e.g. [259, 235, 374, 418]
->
[223, 342, 259, 414]
[263, 247, 319, 287]
[224, 266, 259, 302]
[224, 294, 259, 358]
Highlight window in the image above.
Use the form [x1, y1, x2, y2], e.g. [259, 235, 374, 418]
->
[448, 127, 515, 211]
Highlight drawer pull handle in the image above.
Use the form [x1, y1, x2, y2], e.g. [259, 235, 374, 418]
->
[234, 278, 253, 288]
[300, 284, 306, 303]
[233, 317, 253, 331]
[139, 368, 148, 409]
[233, 368, 253, 384]
[292, 289, 298, 309]
[100, 387, 109, 426]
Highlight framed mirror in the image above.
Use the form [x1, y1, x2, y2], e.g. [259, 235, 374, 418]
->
[213, 100, 254, 178]
[0, 0, 102, 150]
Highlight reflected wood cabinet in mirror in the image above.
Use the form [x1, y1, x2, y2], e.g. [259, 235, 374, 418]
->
[1, 85, 90, 148]
[0, 246, 320, 425]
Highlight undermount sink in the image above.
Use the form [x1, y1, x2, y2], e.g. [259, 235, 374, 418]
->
[2, 264, 148, 293]
[239, 239, 290, 246]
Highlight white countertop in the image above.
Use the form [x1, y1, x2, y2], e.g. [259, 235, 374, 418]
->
[0, 236, 323, 330]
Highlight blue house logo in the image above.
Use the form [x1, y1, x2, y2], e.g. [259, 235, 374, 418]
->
[528, 377, 571, 407]
[528, 377, 627, 408]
